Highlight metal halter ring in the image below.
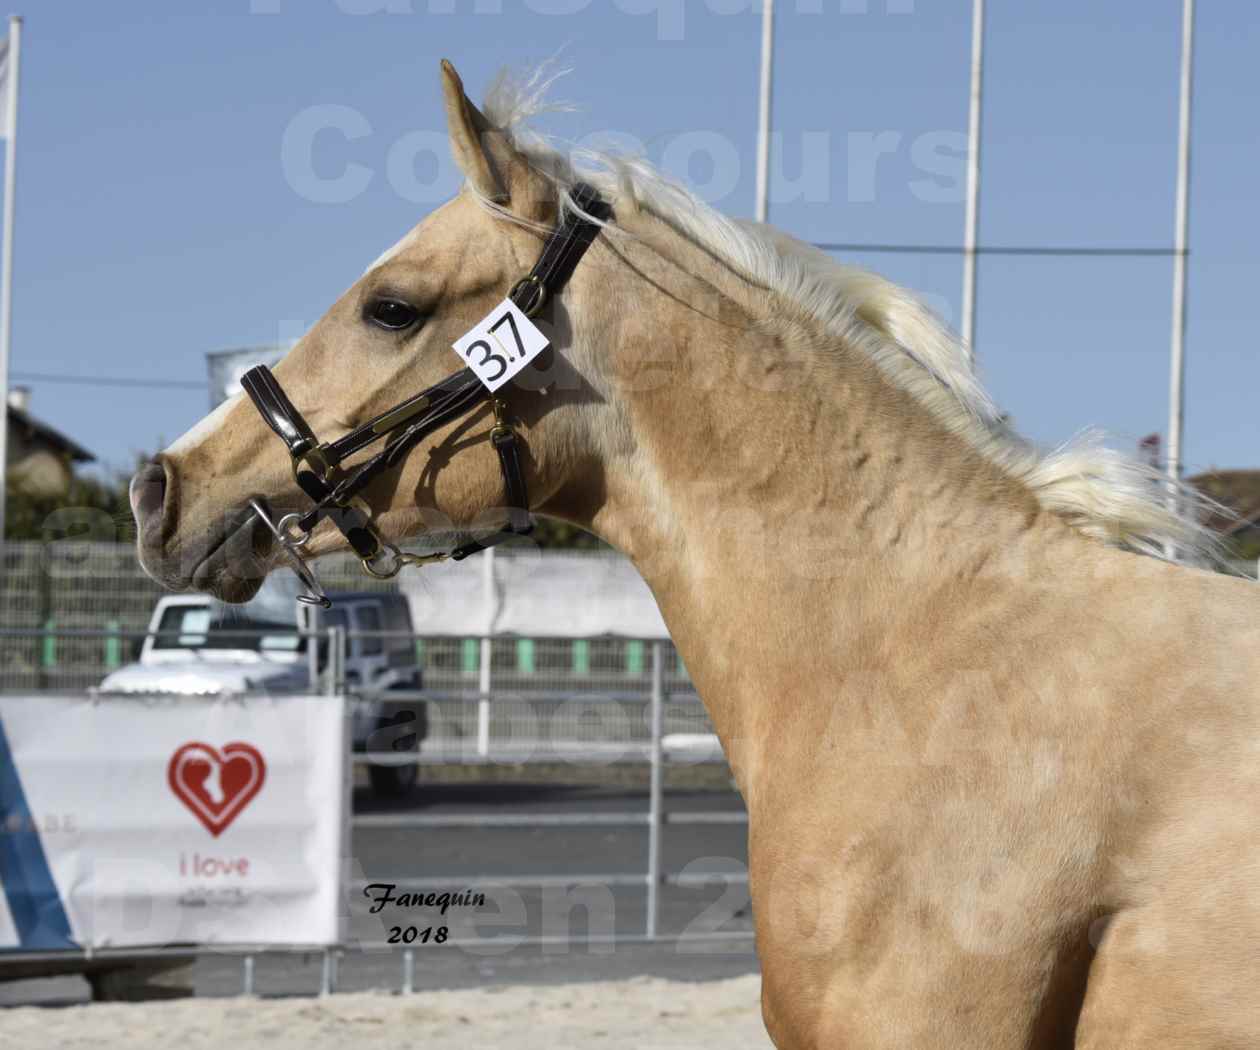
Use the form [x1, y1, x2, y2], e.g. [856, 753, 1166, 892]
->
[249, 498, 331, 608]
[361, 542, 448, 580]
[276, 511, 312, 549]
[509, 275, 548, 318]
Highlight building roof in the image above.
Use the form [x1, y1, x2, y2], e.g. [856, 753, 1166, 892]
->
[1187, 469, 1260, 536]
[5, 404, 96, 463]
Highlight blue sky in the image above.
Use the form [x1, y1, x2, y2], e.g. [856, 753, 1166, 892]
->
[10, 0, 1259, 478]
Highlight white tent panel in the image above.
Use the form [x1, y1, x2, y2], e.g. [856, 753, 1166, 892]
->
[400, 549, 668, 638]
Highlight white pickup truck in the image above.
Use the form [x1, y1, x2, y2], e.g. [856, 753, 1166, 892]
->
[98, 581, 427, 797]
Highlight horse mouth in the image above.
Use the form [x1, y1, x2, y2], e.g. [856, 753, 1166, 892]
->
[187, 501, 278, 603]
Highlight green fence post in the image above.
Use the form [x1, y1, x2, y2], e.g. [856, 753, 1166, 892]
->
[461, 638, 478, 674]
[626, 640, 644, 676]
[516, 638, 535, 675]
[414, 637, 425, 669]
[104, 619, 122, 670]
[42, 618, 57, 669]
[572, 639, 590, 676]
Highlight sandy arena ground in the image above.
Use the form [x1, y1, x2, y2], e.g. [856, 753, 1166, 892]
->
[0, 975, 773, 1050]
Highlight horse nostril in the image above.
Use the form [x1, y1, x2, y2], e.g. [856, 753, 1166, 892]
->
[130, 460, 167, 526]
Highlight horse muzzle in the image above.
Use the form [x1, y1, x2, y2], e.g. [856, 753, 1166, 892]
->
[130, 459, 170, 548]
[131, 458, 277, 600]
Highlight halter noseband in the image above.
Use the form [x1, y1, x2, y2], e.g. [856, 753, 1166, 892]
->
[241, 183, 611, 607]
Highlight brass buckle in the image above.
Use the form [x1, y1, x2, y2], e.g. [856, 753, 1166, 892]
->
[509, 274, 548, 318]
[292, 444, 338, 485]
[490, 398, 513, 441]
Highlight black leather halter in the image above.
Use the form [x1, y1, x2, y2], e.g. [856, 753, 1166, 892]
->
[241, 182, 611, 607]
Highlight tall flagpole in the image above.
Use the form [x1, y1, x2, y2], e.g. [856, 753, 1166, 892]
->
[961, 0, 986, 366]
[1165, 0, 1195, 560]
[754, 0, 774, 224]
[0, 14, 23, 546]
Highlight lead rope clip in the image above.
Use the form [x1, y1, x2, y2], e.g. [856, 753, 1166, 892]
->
[361, 542, 448, 580]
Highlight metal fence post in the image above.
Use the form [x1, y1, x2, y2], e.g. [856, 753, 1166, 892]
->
[327, 623, 349, 996]
[306, 615, 319, 692]
[646, 640, 664, 938]
[402, 947, 415, 994]
[320, 948, 337, 996]
[326, 626, 345, 698]
[242, 953, 255, 996]
[477, 548, 495, 756]
[477, 636, 491, 757]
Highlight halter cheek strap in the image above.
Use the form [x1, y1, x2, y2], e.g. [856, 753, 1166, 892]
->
[448, 404, 534, 562]
[240, 183, 611, 607]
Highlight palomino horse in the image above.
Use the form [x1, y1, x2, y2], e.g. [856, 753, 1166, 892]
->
[132, 61, 1260, 1048]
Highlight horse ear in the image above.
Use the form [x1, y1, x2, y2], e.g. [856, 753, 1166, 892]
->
[440, 60, 552, 221]
[440, 59, 508, 203]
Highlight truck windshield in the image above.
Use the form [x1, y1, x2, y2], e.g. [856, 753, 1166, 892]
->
[151, 605, 302, 652]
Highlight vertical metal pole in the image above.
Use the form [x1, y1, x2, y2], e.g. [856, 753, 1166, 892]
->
[330, 622, 352, 972]
[242, 953, 255, 996]
[0, 16, 24, 545]
[476, 637, 491, 756]
[306, 607, 320, 692]
[646, 641, 664, 939]
[960, 0, 985, 364]
[477, 548, 494, 757]
[402, 948, 415, 994]
[326, 626, 344, 697]
[754, 0, 775, 224]
[320, 949, 335, 996]
[1166, 0, 1196, 559]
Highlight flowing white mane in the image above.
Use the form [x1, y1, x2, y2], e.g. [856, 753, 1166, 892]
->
[481, 67, 1220, 563]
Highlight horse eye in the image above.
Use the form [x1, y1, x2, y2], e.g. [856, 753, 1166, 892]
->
[366, 299, 420, 331]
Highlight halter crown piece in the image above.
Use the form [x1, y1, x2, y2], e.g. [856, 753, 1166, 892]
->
[242, 183, 612, 607]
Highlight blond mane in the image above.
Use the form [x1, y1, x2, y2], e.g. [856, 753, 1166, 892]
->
[479, 66, 1219, 564]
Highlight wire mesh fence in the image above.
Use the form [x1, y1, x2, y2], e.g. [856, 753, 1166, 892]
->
[0, 540, 392, 690]
[412, 634, 706, 749]
[0, 540, 712, 748]
[0, 631, 712, 752]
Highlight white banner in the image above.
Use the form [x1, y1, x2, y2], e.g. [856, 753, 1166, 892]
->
[401, 549, 670, 638]
[0, 694, 345, 951]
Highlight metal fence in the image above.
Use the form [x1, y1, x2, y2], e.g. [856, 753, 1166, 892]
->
[0, 620, 714, 749]
[343, 637, 749, 996]
[0, 540, 396, 691]
[0, 627, 751, 998]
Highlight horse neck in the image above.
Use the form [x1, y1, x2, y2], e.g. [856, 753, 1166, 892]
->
[561, 220, 1091, 781]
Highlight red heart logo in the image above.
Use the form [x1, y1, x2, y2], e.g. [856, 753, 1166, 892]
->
[167, 742, 267, 838]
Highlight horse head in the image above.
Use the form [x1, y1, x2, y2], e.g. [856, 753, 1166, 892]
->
[131, 61, 617, 603]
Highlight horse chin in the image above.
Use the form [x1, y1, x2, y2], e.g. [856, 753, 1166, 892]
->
[138, 504, 275, 604]
[194, 568, 267, 605]
[191, 509, 276, 604]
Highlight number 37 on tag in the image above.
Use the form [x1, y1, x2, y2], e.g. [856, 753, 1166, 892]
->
[451, 299, 550, 393]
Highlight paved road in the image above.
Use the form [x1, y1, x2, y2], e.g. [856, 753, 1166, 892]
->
[2, 780, 759, 1005]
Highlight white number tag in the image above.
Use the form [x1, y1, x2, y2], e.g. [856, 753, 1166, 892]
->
[451, 298, 550, 393]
